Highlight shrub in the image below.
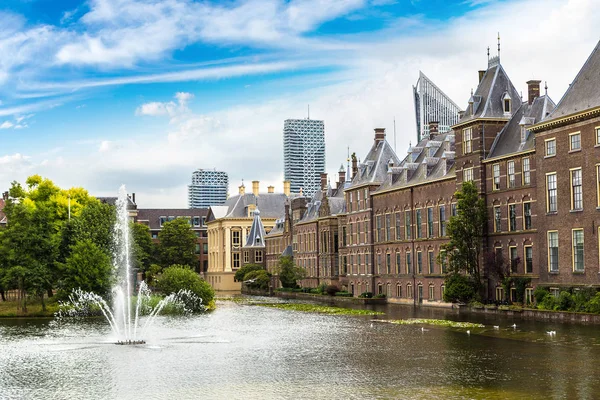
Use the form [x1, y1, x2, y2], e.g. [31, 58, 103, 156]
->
[243, 270, 271, 291]
[533, 286, 549, 305]
[309, 288, 321, 294]
[317, 282, 328, 294]
[234, 264, 264, 282]
[373, 293, 386, 299]
[155, 265, 214, 309]
[470, 301, 484, 309]
[540, 293, 557, 310]
[442, 273, 476, 303]
[335, 291, 352, 297]
[325, 285, 340, 296]
[557, 291, 574, 311]
[358, 292, 373, 298]
[586, 292, 600, 313]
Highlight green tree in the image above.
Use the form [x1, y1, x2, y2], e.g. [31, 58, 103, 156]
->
[243, 270, 271, 290]
[275, 256, 305, 288]
[442, 273, 476, 303]
[234, 264, 265, 282]
[156, 265, 214, 307]
[440, 181, 487, 293]
[158, 218, 197, 269]
[60, 240, 113, 297]
[130, 222, 155, 273]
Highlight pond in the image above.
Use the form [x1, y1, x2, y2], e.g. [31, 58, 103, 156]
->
[1, 298, 599, 399]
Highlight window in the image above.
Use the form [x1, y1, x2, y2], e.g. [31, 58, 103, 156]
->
[573, 229, 584, 272]
[441, 285, 445, 300]
[232, 231, 241, 246]
[510, 246, 518, 273]
[451, 203, 457, 217]
[463, 127, 472, 154]
[342, 227, 347, 247]
[427, 207, 434, 238]
[494, 206, 501, 232]
[159, 216, 167, 227]
[569, 132, 581, 151]
[377, 254, 381, 274]
[429, 285, 435, 301]
[152, 232, 158, 239]
[407, 284, 413, 299]
[504, 99, 510, 113]
[525, 246, 533, 274]
[417, 251, 423, 274]
[548, 231, 558, 272]
[463, 167, 474, 182]
[493, 164, 500, 190]
[508, 161, 515, 188]
[439, 206, 446, 236]
[428, 251, 434, 274]
[496, 287, 504, 301]
[596, 127, 600, 145]
[203, 243, 208, 254]
[418, 284, 423, 302]
[406, 252, 412, 274]
[415, 209, 422, 239]
[233, 253, 240, 269]
[397, 284, 402, 298]
[385, 214, 391, 241]
[364, 221, 368, 244]
[395, 212, 402, 240]
[546, 173, 557, 212]
[405, 211, 412, 240]
[193, 216, 200, 227]
[201, 216, 207, 226]
[243, 250, 249, 264]
[396, 252, 401, 274]
[545, 138, 556, 156]
[523, 202, 532, 230]
[386, 253, 391, 274]
[525, 288, 533, 304]
[550, 288, 560, 298]
[195, 243, 200, 254]
[571, 168, 583, 210]
[597, 164, 600, 207]
[256, 251, 263, 263]
[376, 215, 382, 242]
[440, 251, 447, 274]
[508, 204, 517, 232]
[348, 192, 353, 213]
[522, 157, 531, 185]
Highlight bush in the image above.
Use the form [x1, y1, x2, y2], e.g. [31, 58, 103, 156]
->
[373, 293, 386, 299]
[317, 282, 328, 294]
[243, 270, 271, 291]
[309, 288, 321, 294]
[155, 265, 214, 309]
[335, 291, 352, 297]
[326, 285, 340, 296]
[586, 292, 600, 313]
[442, 273, 476, 303]
[557, 291, 573, 311]
[540, 293, 557, 310]
[234, 264, 264, 282]
[470, 301, 484, 309]
[533, 286, 549, 305]
[358, 292, 373, 298]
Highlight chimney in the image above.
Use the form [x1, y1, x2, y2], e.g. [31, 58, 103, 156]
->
[338, 168, 346, 188]
[351, 152, 358, 179]
[526, 80, 541, 105]
[267, 185, 274, 194]
[320, 173, 328, 191]
[283, 180, 291, 197]
[3, 191, 8, 200]
[252, 180, 259, 196]
[428, 121, 439, 140]
[131, 193, 136, 204]
[374, 128, 386, 144]
[478, 70, 485, 83]
[239, 183, 246, 195]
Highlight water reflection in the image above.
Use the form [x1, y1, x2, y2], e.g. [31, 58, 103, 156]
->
[1, 300, 599, 399]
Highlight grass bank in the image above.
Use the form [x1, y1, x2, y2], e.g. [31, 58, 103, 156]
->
[255, 303, 384, 316]
[0, 299, 60, 318]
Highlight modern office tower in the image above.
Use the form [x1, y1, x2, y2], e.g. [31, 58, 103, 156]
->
[413, 71, 462, 142]
[283, 118, 325, 197]
[188, 169, 228, 208]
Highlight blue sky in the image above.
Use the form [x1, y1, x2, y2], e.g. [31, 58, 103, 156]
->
[0, 0, 598, 207]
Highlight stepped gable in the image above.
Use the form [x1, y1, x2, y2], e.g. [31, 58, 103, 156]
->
[544, 40, 600, 120]
[457, 60, 522, 125]
[243, 209, 267, 248]
[488, 94, 556, 158]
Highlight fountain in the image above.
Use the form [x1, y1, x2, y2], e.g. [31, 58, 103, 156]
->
[58, 185, 204, 344]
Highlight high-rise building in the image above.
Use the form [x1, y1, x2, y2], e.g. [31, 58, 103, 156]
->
[188, 169, 228, 208]
[283, 118, 325, 196]
[413, 71, 462, 142]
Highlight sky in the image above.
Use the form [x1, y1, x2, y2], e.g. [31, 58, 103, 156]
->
[0, 0, 598, 207]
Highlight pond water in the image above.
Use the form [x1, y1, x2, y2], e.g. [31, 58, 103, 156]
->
[1, 298, 599, 399]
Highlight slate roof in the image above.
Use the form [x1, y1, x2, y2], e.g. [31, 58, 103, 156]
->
[457, 61, 521, 125]
[298, 183, 346, 224]
[243, 209, 267, 248]
[218, 192, 288, 219]
[348, 138, 401, 188]
[544, 40, 600, 120]
[488, 95, 556, 159]
[136, 208, 209, 230]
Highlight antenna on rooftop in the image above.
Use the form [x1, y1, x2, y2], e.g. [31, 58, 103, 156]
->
[393, 117, 397, 152]
[307, 104, 310, 119]
[545, 81, 548, 95]
[487, 46, 490, 61]
[497, 32, 501, 60]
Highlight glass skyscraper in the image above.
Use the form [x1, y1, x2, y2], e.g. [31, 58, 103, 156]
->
[283, 118, 325, 197]
[188, 169, 228, 208]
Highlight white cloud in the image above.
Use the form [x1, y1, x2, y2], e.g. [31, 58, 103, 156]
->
[135, 91, 193, 119]
[0, 121, 13, 129]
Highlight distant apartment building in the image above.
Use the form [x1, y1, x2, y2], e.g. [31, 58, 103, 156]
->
[188, 169, 228, 208]
[283, 118, 325, 197]
[413, 71, 462, 143]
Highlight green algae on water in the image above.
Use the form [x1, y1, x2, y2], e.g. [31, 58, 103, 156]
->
[255, 303, 384, 315]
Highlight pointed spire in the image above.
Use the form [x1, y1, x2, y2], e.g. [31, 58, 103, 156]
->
[497, 32, 501, 61]
[487, 46, 490, 61]
[545, 81, 548, 95]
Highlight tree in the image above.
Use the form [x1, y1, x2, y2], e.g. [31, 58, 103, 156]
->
[275, 256, 305, 288]
[155, 265, 214, 307]
[439, 181, 487, 293]
[130, 222, 155, 273]
[234, 264, 265, 282]
[158, 218, 197, 269]
[442, 273, 477, 303]
[60, 240, 113, 297]
[243, 270, 271, 290]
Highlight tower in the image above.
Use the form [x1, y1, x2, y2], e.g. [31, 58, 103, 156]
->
[188, 169, 228, 208]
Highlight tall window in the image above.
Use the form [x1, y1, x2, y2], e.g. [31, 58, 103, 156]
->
[395, 212, 402, 240]
[569, 132, 581, 151]
[243, 250, 249, 263]
[522, 157, 531, 185]
[376, 215, 382, 242]
[386, 253, 391, 274]
[507, 161, 515, 188]
[451, 203, 457, 217]
[416, 209, 422, 239]
[493, 164, 500, 190]
[348, 192, 353, 213]
[427, 207, 434, 238]
[232, 231, 241, 246]
[494, 206, 501, 232]
[440, 251, 447, 274]
[406, 252, 412, 274]
[597, 164, 600, 207]
[396, 252, 401, 274]
[508, 204, 517, 232]
[463, 127, 472, 154]
[545, 138, 556, 156]
[523, 202, 532, 230]
[510, 246, 518, 273]
[417, 251, 423, 274]
[342, 226, 347, 247]
[385, 214, 391, 241]
[596, 127, 600, 145]
[439, 206, 446, 236]
[405, 211, 412, 240]
[364, 221, 368, 244]
[573, 229, 584, 272]
[525, 246, 533, 274]
[233, 253, 240, 268]
[255, 251, 263, 263]
[546, 173, 557, 212]
[571, 168, 583, 210]
[428, 251, 435, 274]
[463, 167, 474, 182]
[548, 231, 558, 272]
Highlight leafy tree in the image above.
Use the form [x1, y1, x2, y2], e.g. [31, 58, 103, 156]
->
[130, 222, 155, 273]
[439, 181, 487, 293]
[59, 240, 113, 297]
[275, 256, 305, 289]
[156, 265, 214, 307]
[442, 273, 477, 303]
[243, 270, 271, 290]
[234, 264, 265, 282]
[158, 218, 197, 269]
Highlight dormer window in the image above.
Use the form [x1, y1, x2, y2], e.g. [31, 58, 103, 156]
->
[502, 91, 512, 114]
